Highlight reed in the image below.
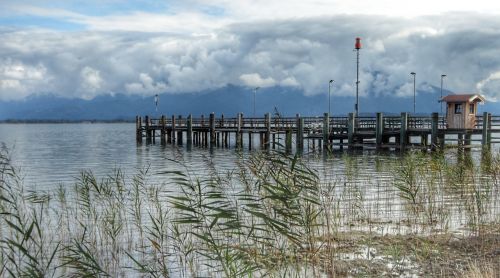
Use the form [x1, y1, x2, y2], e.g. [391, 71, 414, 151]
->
[0, 145, 498, 277]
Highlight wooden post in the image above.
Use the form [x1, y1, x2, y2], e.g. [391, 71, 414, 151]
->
[237, 113, 243, 149]
[348, 113, 355, 147]
[323, 112, 329, 149]
[481, 112, 488, 147]
[136, 116, 142, 143]
[171, 115, 176, 144]
[187, 114, 193, 146]
[296, 114, 304, 151]
[487, 113, 492, 146]
[145, 115, 151, 143]
[400, 112, 408, 150]
[376, 112, 383, 149]
[265, 113, 271, 150]
[248, 132, 253, 150]
[209, 113, 216, 146]
[272, 133, 276, 149]
[161, 115, 166, 145]
[177, 115, 183, 145]
[286, 128, 292, 153]
[431, 112, 439, 150]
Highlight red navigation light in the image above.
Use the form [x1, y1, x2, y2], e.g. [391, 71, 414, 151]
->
[355, 37, 362, 49]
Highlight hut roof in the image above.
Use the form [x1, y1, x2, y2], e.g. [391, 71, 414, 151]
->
[441, 94, 485, 103]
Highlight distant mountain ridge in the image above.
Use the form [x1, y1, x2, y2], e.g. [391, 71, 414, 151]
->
[0, 85, 497, 120]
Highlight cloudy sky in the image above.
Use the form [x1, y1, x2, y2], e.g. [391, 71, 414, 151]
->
[1, 0, 500, 101]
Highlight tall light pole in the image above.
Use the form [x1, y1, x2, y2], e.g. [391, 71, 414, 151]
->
[253, 87, 260, 117]
[354, 37, 362, 117]
[440, 74, 446, 115]
[328, 80, 334, 115]
[410, 72, 416, 114]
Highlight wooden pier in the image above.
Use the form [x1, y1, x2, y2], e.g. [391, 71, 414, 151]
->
[136, 112, 500, 151]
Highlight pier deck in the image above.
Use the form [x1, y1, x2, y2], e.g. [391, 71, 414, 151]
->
[136, 112, 500, 151]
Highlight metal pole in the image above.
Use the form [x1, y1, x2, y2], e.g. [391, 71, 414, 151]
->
[253, 87, 259, 117]
[440, 74, 446, 115]
[411, 72, 416, 114]
[328, 80, 334, 115]
[253, 88, 256, 117]
[356, 49, 360, 116]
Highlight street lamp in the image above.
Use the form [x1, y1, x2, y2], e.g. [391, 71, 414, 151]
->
[410, 72, 416, 114]
[253, 87, 260, 117]
[440, 74, 447, 115]
[328, 80, 334, 115]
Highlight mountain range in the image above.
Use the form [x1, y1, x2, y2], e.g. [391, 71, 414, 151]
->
[0, 85, 497, 121]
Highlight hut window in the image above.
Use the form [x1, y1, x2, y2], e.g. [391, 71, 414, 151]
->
[469, 103, 475, 114]
[454, 103, 462, 114]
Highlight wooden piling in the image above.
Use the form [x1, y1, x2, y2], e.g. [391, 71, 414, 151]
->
[237, 113, 243, 149]
[177, 115, 183, 145]
[431, 112, 438, 150]
[348, 113, 355, 147]
[323, 113, 329, 149]
[145, 115, 151, 143]
[171, 115, 176, 144]
[376, 112, 383, 149]
[187, 114, 193, 146]
[209, 113, 215, 146]
[136, 116, 142, 143]
[161, 115, 166, 145]
[400, 112, 408, 150]
[296, 114, 304, 151]
[265, 113, 271, 149]
[286, 128, 292, 153]
[248, 132, 253, 150]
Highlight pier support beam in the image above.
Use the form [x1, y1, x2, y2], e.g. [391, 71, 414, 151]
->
[400, 112, 408, 150]
[209, 113, 216, 146]
[376, 112, 384, 149]
[237, 113, 243, 149]
[265, 113, 271, 150]
[482, 112, 491, 149]
[171, 115, 176, 144]
[348, 113, 355, 147]
[145, 115, 151, 144]
[177, 115, 183, 145]
[296, 114, 304, 151]
[136, 116, 142, 143]
[161, 115, 166, 145]
[187, 114, 193, 147]
[286, 128, 292, 153]
[323, 113, 329, 150]
[431, 112, 439, 151]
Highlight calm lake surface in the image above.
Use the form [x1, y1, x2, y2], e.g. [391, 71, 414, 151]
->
[0, 123, 490, 190]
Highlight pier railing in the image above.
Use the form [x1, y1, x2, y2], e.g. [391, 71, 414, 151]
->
[144, 114, 461, 131]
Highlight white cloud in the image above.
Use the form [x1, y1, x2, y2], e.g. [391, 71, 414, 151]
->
[0, 59, 50, 100]
[239, 73, 276, 88]
[476, 71, 500, 101]
[1, 13, 500, 101]
[79, 66, 103, 99]
[125, 73, 167, 94]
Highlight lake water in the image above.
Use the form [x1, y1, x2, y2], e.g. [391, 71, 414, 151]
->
[0, 123, 498, 276]
[0, 123, 403, 189]
[0, 123, 497, 229]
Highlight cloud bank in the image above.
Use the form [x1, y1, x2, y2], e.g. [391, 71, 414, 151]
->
[1, 13, 500, 101]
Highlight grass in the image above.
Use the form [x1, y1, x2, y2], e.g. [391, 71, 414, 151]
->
[0, 144, 498, 277]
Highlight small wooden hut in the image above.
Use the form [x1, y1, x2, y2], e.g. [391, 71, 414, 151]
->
[441, 94, 485, 129]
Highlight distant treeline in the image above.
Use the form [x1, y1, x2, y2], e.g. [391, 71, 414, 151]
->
[0, 119, 134, 124]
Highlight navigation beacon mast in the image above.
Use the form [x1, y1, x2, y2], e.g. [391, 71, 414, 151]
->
[354, 37, 362, 117]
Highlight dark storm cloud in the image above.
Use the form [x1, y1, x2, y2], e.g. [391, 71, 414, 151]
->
[1, 13, 500, 101]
